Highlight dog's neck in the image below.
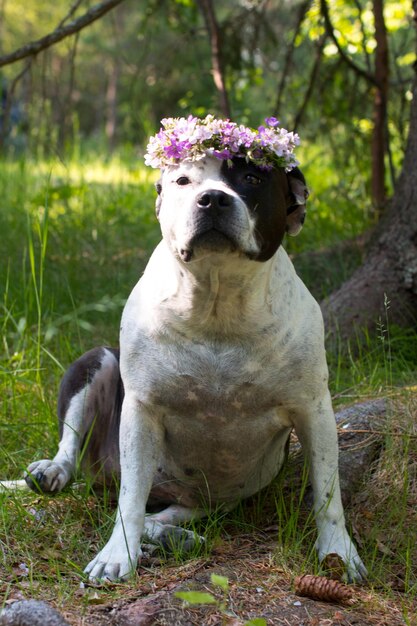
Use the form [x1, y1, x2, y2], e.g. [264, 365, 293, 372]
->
[142, 241, 292, 338]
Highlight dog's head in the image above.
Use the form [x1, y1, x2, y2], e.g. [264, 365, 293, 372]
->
[155, 156, 308, 263]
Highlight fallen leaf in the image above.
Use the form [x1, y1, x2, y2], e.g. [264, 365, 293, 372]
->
[86, 591, 107, 605]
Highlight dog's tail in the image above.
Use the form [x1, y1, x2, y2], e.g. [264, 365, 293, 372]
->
[0, 479, 30, 493]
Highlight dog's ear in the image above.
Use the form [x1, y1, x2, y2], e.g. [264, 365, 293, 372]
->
[155, 180, 162, 218]
[286, 168, 309, 236]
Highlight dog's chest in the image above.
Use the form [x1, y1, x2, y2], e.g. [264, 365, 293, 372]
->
[130, 336, 293, 503]
[130, 335, 286, 419]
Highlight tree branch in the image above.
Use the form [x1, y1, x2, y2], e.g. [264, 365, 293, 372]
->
[0, 0, 126, 68]
[293, 36, 326, 130]
[320, 0, 377, 85]
[274, 0, 311, 116]
[352, 0, 373, 74]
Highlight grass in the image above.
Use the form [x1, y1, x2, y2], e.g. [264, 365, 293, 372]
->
[1, 152, 417, 624]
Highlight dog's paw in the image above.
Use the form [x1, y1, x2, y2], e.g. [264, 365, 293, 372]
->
[159, 525, 205, 554]
[84, 543, 142, 582]
[344, 552, 367, 583]
[25, 460, 72, 494]
[143, 521, 205, 554]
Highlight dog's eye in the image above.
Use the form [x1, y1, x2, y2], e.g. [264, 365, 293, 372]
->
[244, 174, 261, 185]
[176, 176, 191, 186]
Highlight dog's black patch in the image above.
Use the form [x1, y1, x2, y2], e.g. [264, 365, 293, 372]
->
[57, 347, 120, 435]
[220, 159, 289, 262]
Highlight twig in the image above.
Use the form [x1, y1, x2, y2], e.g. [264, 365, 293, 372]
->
[57, 0, 85, 29]
[339, 428, 417, 438]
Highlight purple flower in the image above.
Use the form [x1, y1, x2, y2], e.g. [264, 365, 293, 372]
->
[237, 127, 256, 148]
[163, 140, 191, 159]
[211, 148, 232, 160]
[265, 116, 279, 127]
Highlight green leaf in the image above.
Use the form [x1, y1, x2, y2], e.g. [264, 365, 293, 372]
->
[174, 591, 217, 605]
[210, 573, 229, 592]
[245, 619, 267, 626]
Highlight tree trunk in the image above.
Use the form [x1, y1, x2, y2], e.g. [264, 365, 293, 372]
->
[321, 60, 417, 339]
[371, 0, 389, 211]
[105, 59, 120, 151]
[196, 0, 231, 118]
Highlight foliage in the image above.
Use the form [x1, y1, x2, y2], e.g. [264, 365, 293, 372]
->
[0, 0, 414, 201]
[175, 573, 267, 624]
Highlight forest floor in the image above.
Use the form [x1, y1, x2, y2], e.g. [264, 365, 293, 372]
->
[80, 533, 414, 626]
[3, 488, 415, 626]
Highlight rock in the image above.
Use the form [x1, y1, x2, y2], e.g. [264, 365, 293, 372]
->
[335, 398, 386, 503]
[0, 600, 70, 626]
[288, 398, 387, 505]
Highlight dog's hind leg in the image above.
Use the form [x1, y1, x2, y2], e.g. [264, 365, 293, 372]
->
[25, 347, 122, 494]
[143, 505, 206, 553]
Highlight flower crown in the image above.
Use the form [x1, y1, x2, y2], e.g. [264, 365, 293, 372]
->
[144, 115, 300, 171]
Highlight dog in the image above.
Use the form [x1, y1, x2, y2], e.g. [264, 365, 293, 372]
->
[25, 154, 366, 582]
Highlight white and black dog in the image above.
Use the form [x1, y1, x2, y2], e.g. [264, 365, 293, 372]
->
[25, 155, 366, 582]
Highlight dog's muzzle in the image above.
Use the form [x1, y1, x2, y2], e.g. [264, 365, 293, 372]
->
[180, 189, 240, 262]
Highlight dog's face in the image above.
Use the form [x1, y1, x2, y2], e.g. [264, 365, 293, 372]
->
[156, 156, 308, 264]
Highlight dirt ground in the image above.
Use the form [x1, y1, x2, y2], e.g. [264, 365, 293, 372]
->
[71, 531, 414, 626]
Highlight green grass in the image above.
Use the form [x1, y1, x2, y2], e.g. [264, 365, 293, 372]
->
[1, 152, 417, 622]
[1, 155, 160, 479]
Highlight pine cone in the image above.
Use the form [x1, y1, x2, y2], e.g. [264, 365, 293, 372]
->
[294, 574, 355, 604]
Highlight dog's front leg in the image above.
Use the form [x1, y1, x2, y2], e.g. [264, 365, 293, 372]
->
[84, 394, 162, 581]
[294, 391, 367, 582]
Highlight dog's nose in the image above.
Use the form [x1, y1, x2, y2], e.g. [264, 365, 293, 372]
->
[196, 190, 232, 211]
